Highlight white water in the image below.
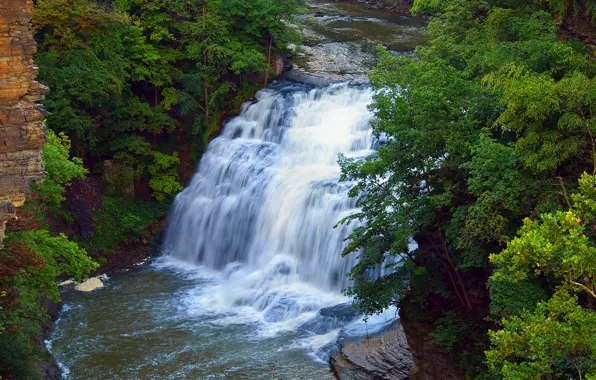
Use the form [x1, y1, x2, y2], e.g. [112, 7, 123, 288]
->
[163, 82, 394, 353]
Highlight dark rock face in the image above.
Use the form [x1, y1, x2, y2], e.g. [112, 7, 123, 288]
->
[330, 322, 413, 380]
[67, 176, 103, 240]
[38, 297, 62, 380]
[558, 1, 596, 53]
[399, 300, 465, 380]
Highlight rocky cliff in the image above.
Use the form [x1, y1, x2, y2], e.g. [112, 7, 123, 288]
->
[0, 0, 48, 246]
[330, 322, 413, 380]
[399, 300, 466, 380]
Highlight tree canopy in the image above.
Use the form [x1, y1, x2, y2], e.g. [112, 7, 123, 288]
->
[339, 0, 596, 376]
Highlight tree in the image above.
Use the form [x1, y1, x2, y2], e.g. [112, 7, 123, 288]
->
[34, 129, 87, 220]
[339, 0, 596, 375]
[148, 152, 183, 201]
[487, 174, 596, 378]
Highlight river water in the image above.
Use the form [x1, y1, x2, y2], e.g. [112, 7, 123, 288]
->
[48, 3, 425, 379]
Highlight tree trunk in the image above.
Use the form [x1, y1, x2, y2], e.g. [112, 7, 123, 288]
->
[436, 221, 473, 311]
[264, 33, 273, 87]
[203, 6, 209, 126]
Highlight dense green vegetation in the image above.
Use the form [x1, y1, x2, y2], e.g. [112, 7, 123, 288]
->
[340, 0, 596, 378]
[0, 0, 302, 378]
[33, 0, 302, 198]
[0, 133, 96, 379]
[4, 0, 595, 378]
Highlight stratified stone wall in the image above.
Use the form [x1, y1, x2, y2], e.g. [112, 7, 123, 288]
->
[0, 0, 48, 245]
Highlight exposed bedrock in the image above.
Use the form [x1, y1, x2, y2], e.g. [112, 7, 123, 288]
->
[330, 322, 413, 380]
[0, 0, 48, 245]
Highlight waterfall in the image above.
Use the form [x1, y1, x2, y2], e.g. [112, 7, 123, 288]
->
[162, 82, 389, 346]
[165, 82, 374, 291]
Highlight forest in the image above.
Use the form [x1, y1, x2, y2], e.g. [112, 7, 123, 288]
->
[1, 0, 596, 379]
[0, 0, 302, 377]
[340, 0, 596, 378]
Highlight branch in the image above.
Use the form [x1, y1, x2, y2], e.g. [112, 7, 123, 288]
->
[557, 176, 572, 209]
[570, 280, 596, 299]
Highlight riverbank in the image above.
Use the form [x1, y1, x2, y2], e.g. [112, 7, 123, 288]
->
[336, 0, 414, 15]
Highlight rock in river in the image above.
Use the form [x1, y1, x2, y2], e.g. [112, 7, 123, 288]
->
[330, 322, 413, 380]
[74, 277, 104, 292]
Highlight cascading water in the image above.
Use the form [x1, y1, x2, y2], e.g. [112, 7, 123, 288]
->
[162, 81, 394, 348]
[165, 82, 372, 290]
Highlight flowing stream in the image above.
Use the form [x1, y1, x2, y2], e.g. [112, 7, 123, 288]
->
[48, 2, 425, 378]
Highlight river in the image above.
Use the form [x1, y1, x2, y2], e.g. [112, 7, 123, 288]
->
[48, 2, 425, 379]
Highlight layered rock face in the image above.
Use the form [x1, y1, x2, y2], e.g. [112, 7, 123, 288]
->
[0, 0, 48, 245]
[330, 322, 414, 380]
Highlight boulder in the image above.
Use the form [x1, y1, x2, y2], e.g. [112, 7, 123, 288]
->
[330, 322, 413, 380]
[58, 279, 75, 286]
[74, 277, 104, 292]
[300, 302, 360, 334]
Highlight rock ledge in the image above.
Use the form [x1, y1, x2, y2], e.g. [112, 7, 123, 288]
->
[330, 322, 413, 380]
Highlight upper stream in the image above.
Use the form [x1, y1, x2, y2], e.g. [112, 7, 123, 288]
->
[48, 2, 425, 378]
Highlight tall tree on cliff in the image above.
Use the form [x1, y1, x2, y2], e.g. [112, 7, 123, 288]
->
[339, 0, 596, 376]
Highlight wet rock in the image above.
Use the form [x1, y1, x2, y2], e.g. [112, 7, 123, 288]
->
[300, 302, 360, 334]
[330, 322, 413, 380]
[283, 70, 332, 87]
[74, 277, 104, 292]
[263, 299, 317, 322]
[272, 261, 293, 276]
[321, 303, 360, 319]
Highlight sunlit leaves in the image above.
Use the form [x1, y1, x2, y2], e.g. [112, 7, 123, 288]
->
[147, 152, 183, 201]
[486, 289, 596, 379]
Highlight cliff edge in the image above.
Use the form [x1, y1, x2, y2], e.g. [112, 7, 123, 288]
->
[0, 0, 48, 245]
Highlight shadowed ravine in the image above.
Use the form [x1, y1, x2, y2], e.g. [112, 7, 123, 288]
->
[48, 3, 425, 378]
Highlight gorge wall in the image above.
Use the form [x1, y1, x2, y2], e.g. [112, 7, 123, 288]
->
[0, 0, 47, 246]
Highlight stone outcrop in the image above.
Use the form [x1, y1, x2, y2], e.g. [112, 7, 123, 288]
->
[399, 300, 466, 380]
[558, 1, 596, 53]
[0, 0, 48, 245]
[330, 322, 413, 380]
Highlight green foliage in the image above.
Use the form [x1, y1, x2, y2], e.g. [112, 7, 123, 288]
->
[487, 174, 596, 378]
[148, 152, 183, 201]
[34, 0, 303, 207]
[91, 197, 170, 253]
[488, 278, 548, 317]
[490, 173, 596, 298]
[7, 230, 98, 302]
[340, 0, 596, 376]
[0, 231, 96, 379]
[33, 129, 87, 220]
[486, 289, 596, 379]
